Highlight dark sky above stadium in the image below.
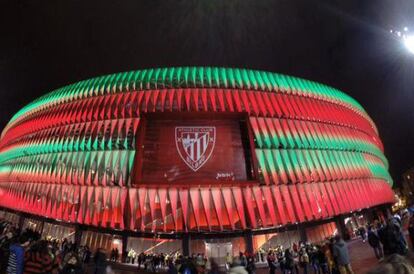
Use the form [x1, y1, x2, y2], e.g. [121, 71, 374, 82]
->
[1, 0, 413, 182]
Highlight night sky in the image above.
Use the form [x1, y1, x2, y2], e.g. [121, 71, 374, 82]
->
[1, 0, 414, 183]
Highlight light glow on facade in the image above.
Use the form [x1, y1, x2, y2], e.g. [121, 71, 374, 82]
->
[0, 67, 394, 235]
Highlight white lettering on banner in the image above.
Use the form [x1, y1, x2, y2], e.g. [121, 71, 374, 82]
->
[216, 172, 235, 181]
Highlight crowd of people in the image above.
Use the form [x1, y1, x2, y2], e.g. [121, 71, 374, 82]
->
[0, 218, 222, 274]
[0, 219, 110, 274]
[118, 236, 352, 274]
[0, 213, 413, 274]
[261, 234, 353, 274]
[364, 216, 408, 260]
[127, 251, 181, 271]
[222, 214, 413, 274]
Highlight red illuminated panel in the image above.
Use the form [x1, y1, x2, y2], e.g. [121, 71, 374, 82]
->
[138, 118, 248, 184]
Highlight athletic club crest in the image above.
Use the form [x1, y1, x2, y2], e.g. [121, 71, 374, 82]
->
[175, 127, 216, 171]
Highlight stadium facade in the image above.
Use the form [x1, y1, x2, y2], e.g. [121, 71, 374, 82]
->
[0, 67, 394, 260]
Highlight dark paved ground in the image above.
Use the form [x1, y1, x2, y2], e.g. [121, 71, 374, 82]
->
[346, 239, 379, 274]
[94, 239, 381, 274]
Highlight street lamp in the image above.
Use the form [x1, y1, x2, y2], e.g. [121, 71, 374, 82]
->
[390, 26, 414, 54]
[403, 35, 414, 54]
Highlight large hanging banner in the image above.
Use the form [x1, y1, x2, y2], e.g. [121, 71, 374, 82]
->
[138, 119, 248, 184]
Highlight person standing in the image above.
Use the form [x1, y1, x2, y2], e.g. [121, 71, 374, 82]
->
[138, 252, 145, 269]
[298, 246, 309, 274]
[322, 241, 335, 274]
[84, 246, 91, 264]
[114, 248, 119, 262]
[7, 235, 29, 274]
[110, 248, 115, 261]
[284, 249, 295, 274]
[24, 240, 59, 274]
[239, 252, 247, 267]
[178, 257, 197, 274]
[93, 248, 108, 274]
[229, 258, 248, 274]
[208, 258, 220, 274]
[408, 214, 414, 250]
[246, 254, 256, 274]
[367, 225, 383, 260]
[358, 226, 366, 242]
[379, 218, 406, 256]
[266, 251, 277, 274]
[167, 258, 178, 274]
[333, 235, 354, 274]
[365, 254, 414, 274]
[316, 245, 329, 274]
[60, 249, 83, 274]
[309, 246, 320, 274]
[226, 252, 233, 271]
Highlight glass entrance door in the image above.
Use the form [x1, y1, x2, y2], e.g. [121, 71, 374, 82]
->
[205, 242, 232, 265]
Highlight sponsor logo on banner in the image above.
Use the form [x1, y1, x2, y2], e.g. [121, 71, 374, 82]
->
[175, 127, 216, 171]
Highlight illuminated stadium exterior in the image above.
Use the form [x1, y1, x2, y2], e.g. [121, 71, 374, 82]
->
[0, 67, 394, 259]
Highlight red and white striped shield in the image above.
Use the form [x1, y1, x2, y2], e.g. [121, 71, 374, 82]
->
[175, 127, 216, 171]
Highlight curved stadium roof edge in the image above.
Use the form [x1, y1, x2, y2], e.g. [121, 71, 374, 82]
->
[3, 67, 377, 137]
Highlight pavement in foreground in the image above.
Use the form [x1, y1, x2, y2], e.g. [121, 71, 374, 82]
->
[345, 239, 379, 274]
[91, 239, 381, 274]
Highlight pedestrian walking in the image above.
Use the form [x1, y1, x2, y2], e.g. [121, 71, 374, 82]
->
[379, 218, 407, 256]
[367, 225, 383, 260]
[332, 235, 354, 274]
[358, 226, 366, 242]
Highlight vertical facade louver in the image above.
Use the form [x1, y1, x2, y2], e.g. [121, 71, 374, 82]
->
[0, 67, 394, 233]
